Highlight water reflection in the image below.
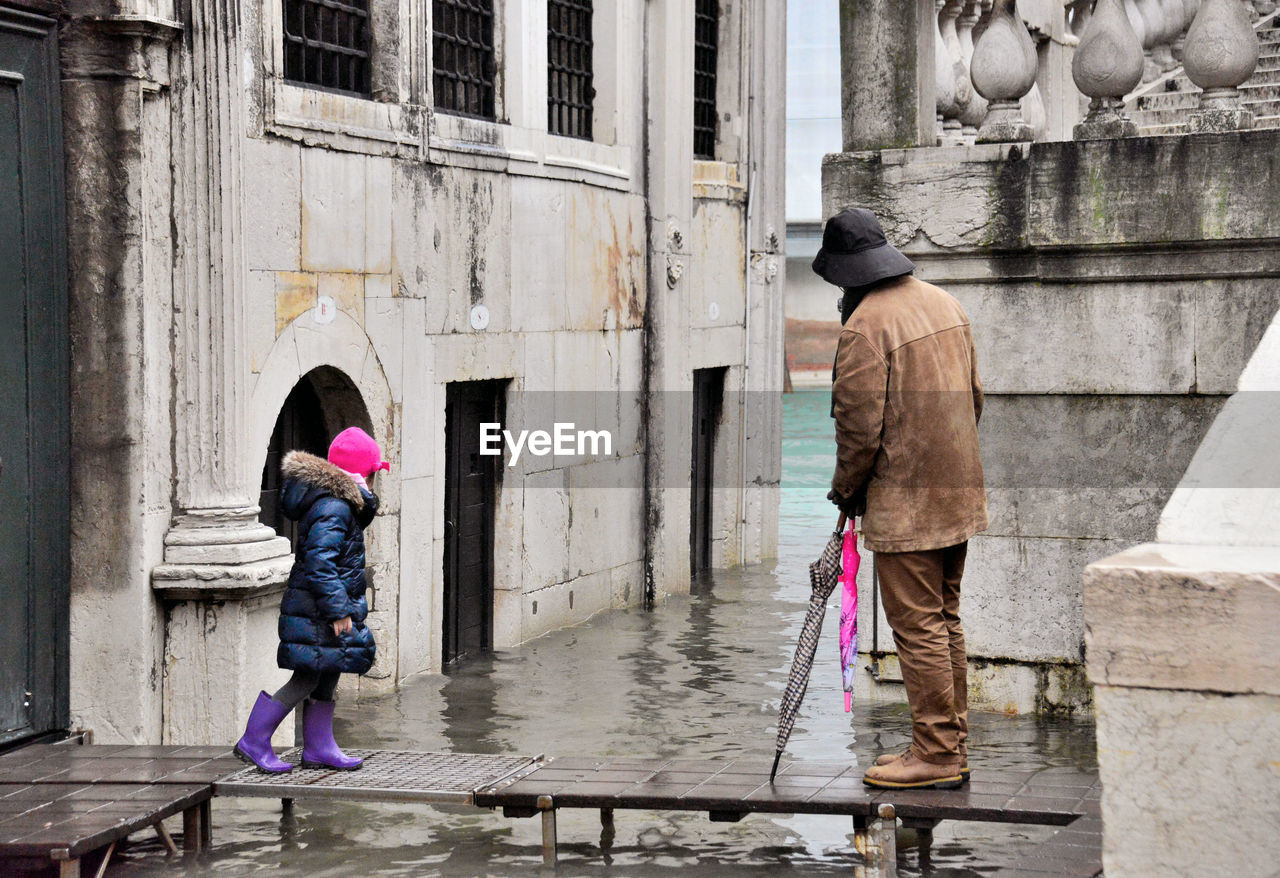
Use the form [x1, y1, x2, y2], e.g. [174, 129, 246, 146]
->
[113, 391, 1095, 876]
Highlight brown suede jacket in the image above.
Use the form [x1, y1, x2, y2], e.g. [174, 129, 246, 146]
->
[831, 275, 988, 553]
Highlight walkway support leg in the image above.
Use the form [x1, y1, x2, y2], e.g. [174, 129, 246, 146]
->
[200, 799, 213, 847]
[538, 795, 557, 867]
[57, 857, 80, 878]
[183, 805, 202, 854]
[154, 819, 179, 857]
[854, 805, 898, 878]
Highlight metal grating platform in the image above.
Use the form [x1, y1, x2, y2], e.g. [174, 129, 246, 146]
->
[215, 750, 541, 805]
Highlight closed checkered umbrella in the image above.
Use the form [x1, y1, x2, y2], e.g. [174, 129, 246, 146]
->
[770, 513, 848, 782]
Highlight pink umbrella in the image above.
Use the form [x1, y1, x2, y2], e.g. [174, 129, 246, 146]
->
[838, 522, 860, 712]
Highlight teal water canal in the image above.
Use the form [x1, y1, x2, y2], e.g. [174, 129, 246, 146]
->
[118, 389, 1096, 876]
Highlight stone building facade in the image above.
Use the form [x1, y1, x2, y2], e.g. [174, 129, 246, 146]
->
[0, 0, 784, 746]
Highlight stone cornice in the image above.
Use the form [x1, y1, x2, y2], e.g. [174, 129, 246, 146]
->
[908, 239, 1280, 285]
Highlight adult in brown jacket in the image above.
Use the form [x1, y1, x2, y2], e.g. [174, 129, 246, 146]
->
[814, 208, 987, 790]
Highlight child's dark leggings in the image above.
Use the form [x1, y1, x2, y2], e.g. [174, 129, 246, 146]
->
[272, 669, 340, 711]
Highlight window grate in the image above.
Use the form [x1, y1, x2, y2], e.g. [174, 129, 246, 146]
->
[694, 0, 719, 159]
[433, 0, 497, 120]
[283, 0, 372, 96]
[547, 0, 594, 139]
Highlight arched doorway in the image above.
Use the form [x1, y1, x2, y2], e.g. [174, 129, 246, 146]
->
[259, 366, 373, 548]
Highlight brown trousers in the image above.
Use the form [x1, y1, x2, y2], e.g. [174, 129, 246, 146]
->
[875, 543, 969, 766]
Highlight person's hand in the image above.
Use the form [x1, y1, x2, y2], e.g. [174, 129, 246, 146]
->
[827, 489, 865, 519]
[332, 616, 353, 637]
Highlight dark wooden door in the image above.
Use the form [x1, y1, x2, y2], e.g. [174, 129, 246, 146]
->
[690, 368, 724, 575]
[443, 381, 504, 664]
[0, 7, 69, 746]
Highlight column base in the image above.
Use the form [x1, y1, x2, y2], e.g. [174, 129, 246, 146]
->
[1189, 89, 1254, 134]
[1073, 99, 1139, 141]
[976, 102, 1035, 144]
[153, 507, 295, 745]
[152, 507, 293, 599]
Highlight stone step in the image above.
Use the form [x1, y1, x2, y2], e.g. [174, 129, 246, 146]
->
[1133, 90, 1200, 112]
[1239, 82, 1280, 97]
[1136, 112, 1280, 137]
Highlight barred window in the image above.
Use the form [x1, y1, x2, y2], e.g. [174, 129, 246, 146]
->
[694, 0, 719, 159]
[283, 0, 372, 96]
[547, 0, 594, 139]
[433, 0, 497, 119]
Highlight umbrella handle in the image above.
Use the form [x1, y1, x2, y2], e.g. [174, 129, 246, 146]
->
[836, 511, 848, 533]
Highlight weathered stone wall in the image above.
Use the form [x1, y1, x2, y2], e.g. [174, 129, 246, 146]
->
[822, 132, 1280, 713]
[60, 0, 786, 741]
[1085, 300, 1280, 876]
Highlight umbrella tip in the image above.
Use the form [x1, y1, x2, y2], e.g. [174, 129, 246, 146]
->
[769, 752, 782, 783]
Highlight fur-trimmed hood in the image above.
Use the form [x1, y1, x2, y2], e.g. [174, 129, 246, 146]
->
[282, 450, 365, 509]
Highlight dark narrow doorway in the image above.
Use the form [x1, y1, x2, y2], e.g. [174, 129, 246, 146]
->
[259, 367, 373, 549]
[443, 381, 505, 664]
[1, 8, 69, 747]
[691, 367, 725, 575]
[259, 376, 331, 548]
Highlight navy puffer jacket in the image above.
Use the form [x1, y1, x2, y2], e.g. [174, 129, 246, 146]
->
[276, 451, 378, 674]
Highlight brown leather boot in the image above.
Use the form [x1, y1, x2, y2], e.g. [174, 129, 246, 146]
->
[862, 750, 965, 790]
[874, 747, 970, 780]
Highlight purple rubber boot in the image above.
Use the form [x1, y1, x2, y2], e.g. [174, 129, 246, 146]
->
[234, 691, 294, 773]
[300, 698, 363, 770]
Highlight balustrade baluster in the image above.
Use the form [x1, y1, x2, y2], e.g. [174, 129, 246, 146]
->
[1069, 0, 1094, 35]
[1153, 0, 1185, 69]
[1184, 0, 1260, 130]
[940, 0, 971, 145]
[970, 0, 1038, 141]
[1174, 0, 1202, 60]
[957, 0, 990, 140]
[1072, 0, 1146, 138]
[935, 0, 958, 144]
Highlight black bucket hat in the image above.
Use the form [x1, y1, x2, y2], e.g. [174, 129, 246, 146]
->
[811, 208, 915, 287]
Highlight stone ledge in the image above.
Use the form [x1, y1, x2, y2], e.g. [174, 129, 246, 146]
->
[822, 129, 1280, 250]
[152, 556, 293, 602]
[1083, 543, 1280, 696]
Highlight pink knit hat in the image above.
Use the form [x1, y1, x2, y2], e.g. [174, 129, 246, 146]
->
[328, 427, 390, 477]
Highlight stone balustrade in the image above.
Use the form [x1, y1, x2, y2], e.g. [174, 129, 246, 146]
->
[919, 0, 1266, 145]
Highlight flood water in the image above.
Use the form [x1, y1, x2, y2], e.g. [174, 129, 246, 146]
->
[117, 390, 1096, 877]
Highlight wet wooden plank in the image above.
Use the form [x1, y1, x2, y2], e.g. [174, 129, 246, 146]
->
[475, 756, 1094, 826]
[0, 783, 211, 859]
[0, 747, 239, 786]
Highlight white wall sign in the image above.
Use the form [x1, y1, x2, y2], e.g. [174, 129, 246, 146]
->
[314, 295, 337, 325]
[709, 301, 720, 320]
[470, 304, 490, 331]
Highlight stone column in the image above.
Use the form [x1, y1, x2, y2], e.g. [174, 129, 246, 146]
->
[153, 0, 291, 590]
[1183, 0, 1260, 131]
[740, 0, 786, 565]
[838, 0, 936, 150]
[642, 0, 696, 599]
[1072, 0, 1145, 139]
[61, 6, 182, 744]
[152, 0, 293, 743]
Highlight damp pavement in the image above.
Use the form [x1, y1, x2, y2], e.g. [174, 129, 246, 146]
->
[113, 390, 1097, 876]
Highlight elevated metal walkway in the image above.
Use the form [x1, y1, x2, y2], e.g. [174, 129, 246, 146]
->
[2, 744, 1102, 877]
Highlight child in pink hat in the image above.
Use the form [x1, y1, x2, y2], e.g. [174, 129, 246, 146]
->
[234, 426, 389, 773]
[327, 426, 392, 488]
